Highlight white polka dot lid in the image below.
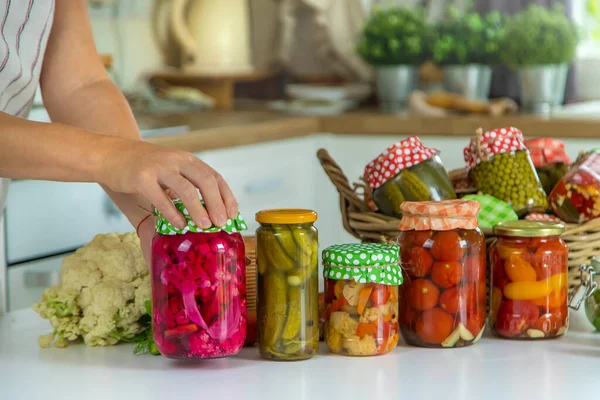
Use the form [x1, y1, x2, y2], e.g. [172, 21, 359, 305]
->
[155, 198, 248, 235]
[463, 127, 528, 170]
[322, 243, 403, 285]
[364, 136, 438, 190]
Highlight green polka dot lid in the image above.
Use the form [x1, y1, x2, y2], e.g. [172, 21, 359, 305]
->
[154, 198, 248, 235]
[322, 243, 403, 286]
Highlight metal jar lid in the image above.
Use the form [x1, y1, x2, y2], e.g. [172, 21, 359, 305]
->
[493, 220, 565, 237]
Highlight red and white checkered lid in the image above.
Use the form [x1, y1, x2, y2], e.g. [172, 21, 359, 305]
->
[524, 212, 564, 224]
[463, 127, 527, 170]
[524, 138, 571, 167]
[364, 136, 437, 190]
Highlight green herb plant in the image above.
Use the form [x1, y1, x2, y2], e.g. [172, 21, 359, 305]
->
[131, 300, 160, 356]
[357, 7, 434, 66]
[433, 6, 505, 65]
[499, 4, 579, 68]
[586, 0, 600, 40]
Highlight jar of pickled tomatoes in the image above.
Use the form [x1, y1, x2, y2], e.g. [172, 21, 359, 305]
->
[323, 243, 403, 356]
[490, 221, 568, 340]
[151, 199, 249, 359]
[398, 200, 486, 348]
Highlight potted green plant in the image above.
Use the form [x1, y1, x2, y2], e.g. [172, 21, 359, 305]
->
[433, 6, 504, 100]
[357, 7, 433, 112]
[500, 4, 579, 113]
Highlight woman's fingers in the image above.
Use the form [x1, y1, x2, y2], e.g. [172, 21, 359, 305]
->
[143, 182, 186, 229]
[215, 172, 238, 218]
[162, 174, 212, 229]
[182, 160, 230, 227]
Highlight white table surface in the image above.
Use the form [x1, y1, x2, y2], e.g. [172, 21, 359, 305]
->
[1, 307, 599, 400]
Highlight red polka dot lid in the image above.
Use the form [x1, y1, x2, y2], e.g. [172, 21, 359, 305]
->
[463, 127, 527, 170]
[364, 136, 438, 190]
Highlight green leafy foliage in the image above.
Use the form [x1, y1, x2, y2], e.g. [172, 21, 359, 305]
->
[133, 300, 160, 356]
[357, 7, 434, 66]
[433, 6, 505, 65]
[499, 4, 579, 68]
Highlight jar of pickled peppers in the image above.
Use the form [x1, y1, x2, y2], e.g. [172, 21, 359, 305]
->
[568, 256, 600, 331]
[490, 221, 568, 340]
[364, 136, 456, 218]
[464, 127, 548, 216]
[549, 149, 600, 224]
[323, 243, 402, 356]
[398, 200, 487, 348]
[151, 199, 249, 359]
[255, 209, 319, 361]
[524, 138, 571, 195]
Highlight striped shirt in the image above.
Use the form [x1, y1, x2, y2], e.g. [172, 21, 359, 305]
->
[0, 0, 55, 213]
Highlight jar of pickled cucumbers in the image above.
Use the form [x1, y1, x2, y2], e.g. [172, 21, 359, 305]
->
[364, 136, 456, 218]
[151, 199, 249, 359]
[464, 127, 548, 216]
[549, 149, 600, 224]
[525, 138, 571, 195]
[398, 200, 486, 348]
[323, 243, 402, 356]
[489, 221, 568, 340]
[255, 209, 319, 361]
[569, 256, 600, 331]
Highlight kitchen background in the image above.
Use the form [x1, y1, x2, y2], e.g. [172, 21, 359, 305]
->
[3, 0, 600, 312]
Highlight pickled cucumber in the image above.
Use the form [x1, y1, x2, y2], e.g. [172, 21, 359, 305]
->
[469, 150, 548, 216]
[382, 183, 405, 217]
[260, 272, 287, 346]
[273, 225, 297, 259]
[281, 287, 302, 340]
[400, 170, 433, 200]
[263, 234, 295, 272]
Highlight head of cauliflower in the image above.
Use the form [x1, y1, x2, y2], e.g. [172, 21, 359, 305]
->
[33, 232, 150, 347]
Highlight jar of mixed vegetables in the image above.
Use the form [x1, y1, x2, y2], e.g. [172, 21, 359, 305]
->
[323, 243, 402, 356]
[364, 136, 456, 218]
[549, 149, 600, 224]
[490, 221, 568, 340]
[464, 127, 548, 216]
[398, 200, 486, 348]
[255, 209, 319, 361]
[151, 199, 249, 359]
[524, 138, 571, 195]
[568, 256, 600, 331]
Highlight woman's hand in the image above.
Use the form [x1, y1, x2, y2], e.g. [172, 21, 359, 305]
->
[100, 140, 238, 230]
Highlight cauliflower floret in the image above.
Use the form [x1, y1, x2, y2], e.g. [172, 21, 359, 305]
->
[33, 232, 150, 348]
[342, 282, 365, 306]
[343, 334, 378, 356]
[329, 311, 359, 338]
[359, 301, 398, 324]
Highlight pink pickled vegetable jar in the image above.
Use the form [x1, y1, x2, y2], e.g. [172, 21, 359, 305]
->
[151, 199, 249, 359]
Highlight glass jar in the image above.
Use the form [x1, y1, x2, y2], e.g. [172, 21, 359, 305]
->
[364, 136, 456, 218]
[568, 256, 600, 331]
[464, 127, 548, 216]
[323, 243, 402, 356]
[255, 209, 319, 361]
[525, 138, 571, 195]
[151, 199, 249, 359]
[549, 149, 600, 224]
[398, 200, 486, 348]
[489, 221, 568, 340]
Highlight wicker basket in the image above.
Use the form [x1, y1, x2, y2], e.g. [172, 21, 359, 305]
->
[317, 148, 600, 295]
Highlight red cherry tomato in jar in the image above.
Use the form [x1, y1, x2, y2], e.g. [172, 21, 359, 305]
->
[461, 229, 484, 256]
[402, 247, 434, 277]
[416, 308, 455, 345]
[407, 279, 440, 310]
[494, 300, 539, 337]
[430, 231, 466, 261]
[439, 287, 461, 314]
[463, 308, 486, 337]
[464, 254, 486, 283]
[403, 230, 434, 248]
[431, 261, 463, 288]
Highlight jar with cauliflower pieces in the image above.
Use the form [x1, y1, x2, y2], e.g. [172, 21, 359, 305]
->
[151, 199, 249, 359]
[490, 221, 568, 340]
[323, 243, 402, 356]
[398, 200, 486, 348]
[255, 209, 319, 361]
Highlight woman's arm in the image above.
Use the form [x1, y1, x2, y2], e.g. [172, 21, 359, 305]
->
[32, 0, 237, 234]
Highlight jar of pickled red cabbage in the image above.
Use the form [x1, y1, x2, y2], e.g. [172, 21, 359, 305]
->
[398, 200, 486, 348]
[490, 221, 568, 340]
[255, 209, 319, 361]
[323, 243, 402, 356]
[151, 199, 249, 359]
[364, 136, 456, 219]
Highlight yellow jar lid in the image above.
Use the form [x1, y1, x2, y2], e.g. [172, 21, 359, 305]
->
[493, 220, 565, 237]
[255, 209, 318, 225]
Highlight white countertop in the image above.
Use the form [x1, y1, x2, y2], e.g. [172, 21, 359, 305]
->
[1, 308, 599, 400]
